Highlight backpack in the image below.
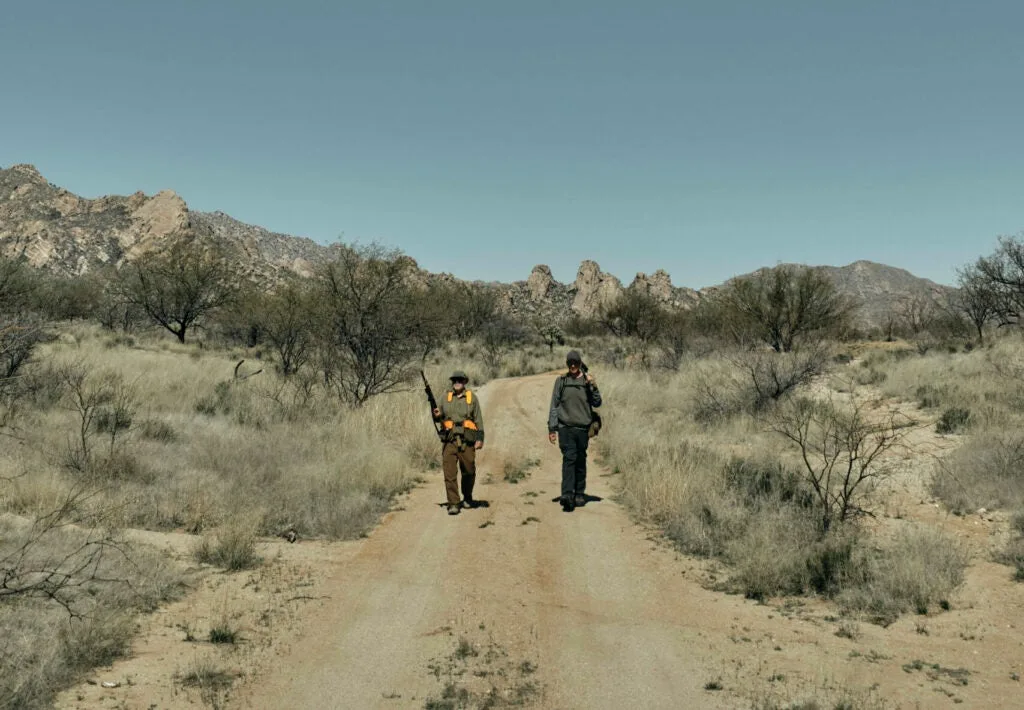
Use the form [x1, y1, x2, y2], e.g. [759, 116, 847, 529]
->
[557, 375, 603, 438]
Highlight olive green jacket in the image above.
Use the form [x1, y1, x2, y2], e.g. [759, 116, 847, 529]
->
[434, 390, 485, 443]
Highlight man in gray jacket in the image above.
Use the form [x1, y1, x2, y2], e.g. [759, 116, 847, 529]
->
[548, 350, 602, 512]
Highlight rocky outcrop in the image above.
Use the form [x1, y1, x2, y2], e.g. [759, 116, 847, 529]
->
[526, 265, 555, 301]
[497, 264, 573, 321]
[0, 165, 339, 280]
[629, 269, 701, 310]
[570, 260, 623, 318]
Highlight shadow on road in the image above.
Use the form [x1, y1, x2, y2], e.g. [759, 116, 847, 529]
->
[549, 494, 603, 506]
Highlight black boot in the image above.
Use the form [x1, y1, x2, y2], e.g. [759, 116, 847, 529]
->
[560, 494, 575, 512]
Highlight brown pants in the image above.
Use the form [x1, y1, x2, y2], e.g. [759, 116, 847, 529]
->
[442, 442, 476, 506]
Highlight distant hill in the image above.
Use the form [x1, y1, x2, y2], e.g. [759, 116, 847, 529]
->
[0, 163, 950, 327]
[818, 260, 954, 327]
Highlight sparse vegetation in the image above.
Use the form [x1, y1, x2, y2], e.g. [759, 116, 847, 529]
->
[502, 457, 540, 484]
[0, 512, 183, 709]
[423, 635, 541, 709]
[597, 349, 969, 614]
[208, 621, 239, 644]
[193, 522, 262, 571]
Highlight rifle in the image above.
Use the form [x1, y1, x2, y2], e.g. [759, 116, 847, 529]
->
[420, 370, 446, 441]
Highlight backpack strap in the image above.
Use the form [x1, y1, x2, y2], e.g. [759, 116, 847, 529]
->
[555, 375, 567, 405]
[466, 390, 472, 405]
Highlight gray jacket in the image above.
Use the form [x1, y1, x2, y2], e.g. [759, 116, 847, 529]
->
[548, 373, 602, 432]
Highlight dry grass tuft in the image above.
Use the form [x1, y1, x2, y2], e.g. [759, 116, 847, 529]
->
[932, 430, 1024, 514]
[193, 521, 262, 571]
[838, 527, 968, 624]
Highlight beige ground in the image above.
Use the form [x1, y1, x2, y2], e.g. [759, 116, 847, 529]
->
[56, 374, 1024, 710]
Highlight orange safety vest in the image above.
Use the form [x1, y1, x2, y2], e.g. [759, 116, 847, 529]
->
[444, 390, 478, 431]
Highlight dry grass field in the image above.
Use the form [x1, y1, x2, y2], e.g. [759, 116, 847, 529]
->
[4, 322, 1024, 709]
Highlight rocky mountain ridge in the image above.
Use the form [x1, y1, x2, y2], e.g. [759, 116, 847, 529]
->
[1, 164, 950, 324]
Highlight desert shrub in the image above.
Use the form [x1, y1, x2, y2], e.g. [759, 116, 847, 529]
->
[737, 346, 831, 411]
[935, 407, 971, 434]
[997, 511, 1024, 582]
[89, 451, 157, 484]
[839, 527, 968, 625]
[932, 430, 1024, 514]
[723, 510, 831, 599]
[0, 515, 183, 709]
[139, 418, 178, 442]
[853, 366, 887, 386]
[193, 522, 261, 571]
[694, 348, 830, 423]
[914, 384, 945, 409]
[766, 396, 913, 533]
[60, 610, 138, 671]
[998, 536, 1024, 582]
[723, 457, 811, 509]
[208, 620, 238, 645]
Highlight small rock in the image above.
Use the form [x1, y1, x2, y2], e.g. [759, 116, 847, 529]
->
[977, 507, 988, 515]
[101, 681, 120, 689]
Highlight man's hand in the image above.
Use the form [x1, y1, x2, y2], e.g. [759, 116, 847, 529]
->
[585, 373, 596, 386]
[474, 441, 483, 451]
[548, 432, 557, 445]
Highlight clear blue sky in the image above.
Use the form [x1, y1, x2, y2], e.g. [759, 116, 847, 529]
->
[2, 1, 1022, 288]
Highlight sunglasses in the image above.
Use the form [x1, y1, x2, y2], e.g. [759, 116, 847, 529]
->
[567, 361, 581, 367]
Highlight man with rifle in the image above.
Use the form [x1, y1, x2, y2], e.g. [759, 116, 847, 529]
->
[423, 370, 485, 515]
[548, 350, 602, 512]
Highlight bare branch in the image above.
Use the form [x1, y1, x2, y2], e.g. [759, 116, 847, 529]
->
[763, 395, 915, 533]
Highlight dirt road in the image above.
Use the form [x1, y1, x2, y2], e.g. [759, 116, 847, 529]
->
[232, 373, 728, 709]
[59, 373, 1024, 709]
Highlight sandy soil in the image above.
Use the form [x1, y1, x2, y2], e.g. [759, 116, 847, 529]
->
[55, 374, 1024, 709]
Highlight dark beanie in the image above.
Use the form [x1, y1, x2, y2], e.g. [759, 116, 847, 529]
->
[566, 350, 582, 364]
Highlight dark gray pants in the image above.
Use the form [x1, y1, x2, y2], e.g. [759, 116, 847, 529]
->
[558, 427, 589, 498]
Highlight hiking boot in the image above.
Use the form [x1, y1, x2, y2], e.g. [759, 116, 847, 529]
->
[574, 494, 586, 508]
[560, 495, 575, 513]
[462, 496, 475, 509]
[447, 504, 461, 516]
